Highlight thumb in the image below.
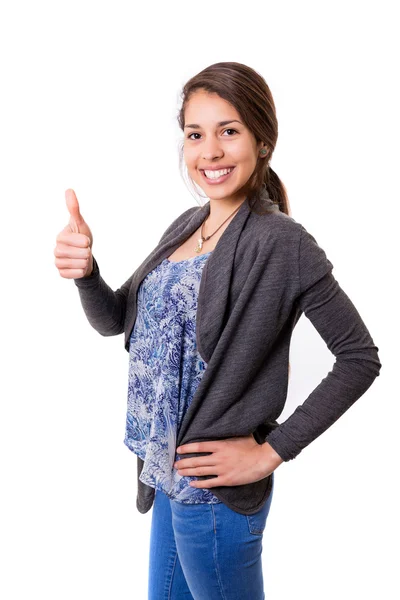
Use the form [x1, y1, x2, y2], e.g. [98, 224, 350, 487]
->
[65, 188, 84, 234]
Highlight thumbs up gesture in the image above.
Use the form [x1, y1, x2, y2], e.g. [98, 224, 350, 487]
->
[54, 189, 94, 279]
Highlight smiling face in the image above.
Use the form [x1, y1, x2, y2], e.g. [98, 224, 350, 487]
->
[183, 89, 266, 204]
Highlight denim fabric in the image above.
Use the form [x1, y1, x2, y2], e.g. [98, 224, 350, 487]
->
[148, 473, 274, 600]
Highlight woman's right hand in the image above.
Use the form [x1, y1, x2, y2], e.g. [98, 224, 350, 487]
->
[54, 189, 94, 279]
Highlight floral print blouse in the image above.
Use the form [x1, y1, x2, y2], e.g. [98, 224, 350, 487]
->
[123, 250, 222, 504]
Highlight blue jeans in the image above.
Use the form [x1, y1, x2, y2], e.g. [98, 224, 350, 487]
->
[148, 473, 274, 599]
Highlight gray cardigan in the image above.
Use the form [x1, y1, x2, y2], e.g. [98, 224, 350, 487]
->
[74, 196, 382, 515]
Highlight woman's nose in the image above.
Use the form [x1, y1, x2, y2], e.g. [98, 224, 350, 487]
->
[201, 146, 224, 161]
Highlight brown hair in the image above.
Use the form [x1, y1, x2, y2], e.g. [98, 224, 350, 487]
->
[177, 61, 290, 216]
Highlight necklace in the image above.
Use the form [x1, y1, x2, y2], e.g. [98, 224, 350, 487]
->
[194, 202, 243, 253]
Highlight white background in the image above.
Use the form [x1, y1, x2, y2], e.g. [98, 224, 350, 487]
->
[1, 1, 398, 598]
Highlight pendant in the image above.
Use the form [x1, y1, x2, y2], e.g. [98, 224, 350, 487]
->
[194, 238, 203, 253]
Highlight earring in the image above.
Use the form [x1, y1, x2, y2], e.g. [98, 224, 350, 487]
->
[260, 148, 267, 156]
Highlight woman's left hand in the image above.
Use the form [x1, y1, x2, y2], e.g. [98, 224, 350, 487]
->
[173, 434, 284, 488]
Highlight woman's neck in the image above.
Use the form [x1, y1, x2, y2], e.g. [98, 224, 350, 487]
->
[206, 197, 246, 230]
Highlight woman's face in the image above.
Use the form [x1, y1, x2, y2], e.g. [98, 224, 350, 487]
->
[183, 89, 266, 204]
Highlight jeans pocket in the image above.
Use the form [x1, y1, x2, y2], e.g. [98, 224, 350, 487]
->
[246, 473, 274, 536]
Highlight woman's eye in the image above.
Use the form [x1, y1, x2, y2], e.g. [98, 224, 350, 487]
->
[187, 128, 238, 140]
[223, 128, 238, 136]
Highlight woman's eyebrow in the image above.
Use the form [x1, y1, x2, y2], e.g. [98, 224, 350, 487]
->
[184, 119, 243, 129]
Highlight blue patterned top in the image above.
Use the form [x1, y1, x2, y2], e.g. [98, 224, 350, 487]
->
[123, 251, 222, 504]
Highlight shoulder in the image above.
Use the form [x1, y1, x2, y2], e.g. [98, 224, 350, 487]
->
[262, 212, 334, 290]
[248, 210, 333, 276]
[247, 208, 306, 244]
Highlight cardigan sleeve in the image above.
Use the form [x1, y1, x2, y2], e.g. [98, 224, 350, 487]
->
[73, 255, 133, 337]
[72, 206, 199, 338]
[296, 225, 334, 291]
[264, 227, 382, 461]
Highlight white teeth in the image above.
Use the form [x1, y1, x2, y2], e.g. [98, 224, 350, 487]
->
[204, 167, 233, 179]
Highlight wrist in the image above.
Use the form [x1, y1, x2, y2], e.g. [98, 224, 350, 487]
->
[259, 441, 284, 472]
[84, 256, 95, 278]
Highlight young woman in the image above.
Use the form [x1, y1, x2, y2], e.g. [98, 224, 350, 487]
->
[55, 62, 382, 600]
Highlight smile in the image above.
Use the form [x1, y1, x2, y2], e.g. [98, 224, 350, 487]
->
[200, 166, 236, 184]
